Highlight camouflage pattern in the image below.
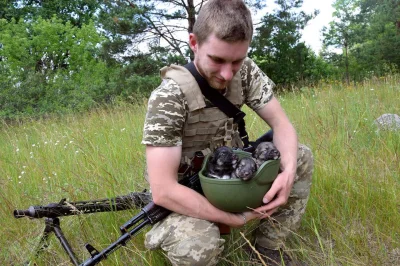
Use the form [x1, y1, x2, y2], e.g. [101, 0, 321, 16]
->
[141, 58, 274, 148]
[142, 80, 187, 146]
[254, 144, 314, 250]
[145, 212, 225, 266]
[240, 59, 275, 111]
[142, 58, 308, 264]
[144, 144, 313, 264]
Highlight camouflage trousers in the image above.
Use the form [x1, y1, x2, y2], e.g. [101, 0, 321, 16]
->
[144, 144, 314, 265]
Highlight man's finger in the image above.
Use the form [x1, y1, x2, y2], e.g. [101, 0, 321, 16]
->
[259, 207, 278, 219]
[254, 198, 279, 213]
[263, 182, 280, 204]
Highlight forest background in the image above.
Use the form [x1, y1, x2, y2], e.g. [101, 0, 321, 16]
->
[1, 1, 399, 265]
[1, 0, 399, 119]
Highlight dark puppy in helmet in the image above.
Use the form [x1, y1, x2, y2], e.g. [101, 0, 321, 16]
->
[205, 146, 238, 179]
[231, 157, 257, 181]
[253, 141, 280, 168]
[206, 146, 258, 181]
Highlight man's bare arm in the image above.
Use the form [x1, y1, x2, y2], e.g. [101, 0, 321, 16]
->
[146, 145, 261, 227]
[255, 96, 298, 216]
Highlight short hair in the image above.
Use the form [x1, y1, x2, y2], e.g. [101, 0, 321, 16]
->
[193, 0, 253, 45]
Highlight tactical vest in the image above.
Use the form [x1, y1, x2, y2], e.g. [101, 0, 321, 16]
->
[160, 64, 245, 160]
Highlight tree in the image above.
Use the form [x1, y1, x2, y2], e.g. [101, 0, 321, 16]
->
[322, 0, 362, 84]
[1, 0, 101, 27]
[98, 0, 265, 63]
[0, 16, 104, 73]
[249, 0, 318, 88]
[0, 16, 109, 117]
[322, 0, 400, 80]
[358, 0, 400, 72]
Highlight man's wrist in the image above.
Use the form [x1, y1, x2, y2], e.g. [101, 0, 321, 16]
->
[240, 213, 247, 225]
[280, 161, 297, 177]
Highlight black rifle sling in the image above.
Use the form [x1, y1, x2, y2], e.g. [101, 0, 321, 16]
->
[183, 62, 251, 148]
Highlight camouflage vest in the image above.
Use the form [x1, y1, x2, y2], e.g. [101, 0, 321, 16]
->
[160, 64, 245, 160]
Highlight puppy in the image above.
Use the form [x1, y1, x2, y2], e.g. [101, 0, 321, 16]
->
[231, 157, 257, 181]
[253, 142, 280, 168]
[205, 146, 239, 179]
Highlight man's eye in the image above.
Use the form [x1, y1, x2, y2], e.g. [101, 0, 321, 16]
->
[212, 58, 224, 64]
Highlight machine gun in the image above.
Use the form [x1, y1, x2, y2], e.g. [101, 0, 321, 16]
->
[13, 130, 273, 265]
[14, 192, 152, 219]
[14, 152, 205, 266]
[81, 170, 203, 266]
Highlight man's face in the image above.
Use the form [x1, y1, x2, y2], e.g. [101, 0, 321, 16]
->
[190, 33, 250, 89]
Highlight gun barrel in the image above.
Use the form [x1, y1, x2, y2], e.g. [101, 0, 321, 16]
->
[13, 205, 72, 219]
[14, 207, 35, 218]
[13, 192, 152, 219]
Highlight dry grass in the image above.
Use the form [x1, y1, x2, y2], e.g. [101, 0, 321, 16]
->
[1, 75, 399, 265]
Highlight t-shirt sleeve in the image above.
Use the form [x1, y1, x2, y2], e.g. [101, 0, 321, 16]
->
[242, 58, 275, 111]
[141, 79, 187, 146]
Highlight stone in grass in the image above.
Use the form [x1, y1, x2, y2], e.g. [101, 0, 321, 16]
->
[374, 114, 400, 131]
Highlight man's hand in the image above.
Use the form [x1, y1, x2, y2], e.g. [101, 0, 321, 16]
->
[254, 96, 298, 219]
[147, 145, 268, 228]
[253, 170, 295, 218]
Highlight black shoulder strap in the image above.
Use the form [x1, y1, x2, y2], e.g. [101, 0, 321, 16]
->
[184, 62, 250, 148]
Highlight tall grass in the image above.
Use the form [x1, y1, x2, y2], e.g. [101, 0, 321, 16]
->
[1, 76, 399, 265]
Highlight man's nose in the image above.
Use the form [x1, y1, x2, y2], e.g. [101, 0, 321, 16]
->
[220, 63, 234, 81]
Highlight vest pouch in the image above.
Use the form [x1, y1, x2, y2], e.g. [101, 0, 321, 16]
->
[231, 130, 244, 149]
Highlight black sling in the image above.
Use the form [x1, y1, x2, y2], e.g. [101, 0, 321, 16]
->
[183, 61, 251, 148]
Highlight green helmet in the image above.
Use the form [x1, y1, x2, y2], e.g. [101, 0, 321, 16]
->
[199, 150, 280, 213]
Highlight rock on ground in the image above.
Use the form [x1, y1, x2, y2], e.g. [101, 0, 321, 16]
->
[374, 114, 400, 131]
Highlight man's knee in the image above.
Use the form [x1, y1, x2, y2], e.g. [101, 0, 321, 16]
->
[145, 213, 224, 266]
[166, 226, 224, 266]
[296, 144, 314, 183]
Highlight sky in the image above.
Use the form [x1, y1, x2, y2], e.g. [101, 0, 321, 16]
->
[257, 0, 336, 53]
[299, 0, 335, 52]
[139, 0, 336, 56]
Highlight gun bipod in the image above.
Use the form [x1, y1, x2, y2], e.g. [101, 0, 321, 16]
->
[27, 217, 80, 266]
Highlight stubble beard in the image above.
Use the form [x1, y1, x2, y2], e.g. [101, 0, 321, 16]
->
[209, 78, 228, 90]
[200, 67, 228, 89]
[195, 60, 229, 90]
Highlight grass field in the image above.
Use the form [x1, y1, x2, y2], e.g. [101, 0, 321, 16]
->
[1, 76, 399, 265]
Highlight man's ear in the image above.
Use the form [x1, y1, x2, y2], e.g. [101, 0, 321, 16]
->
[189, 33, 198, 53]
